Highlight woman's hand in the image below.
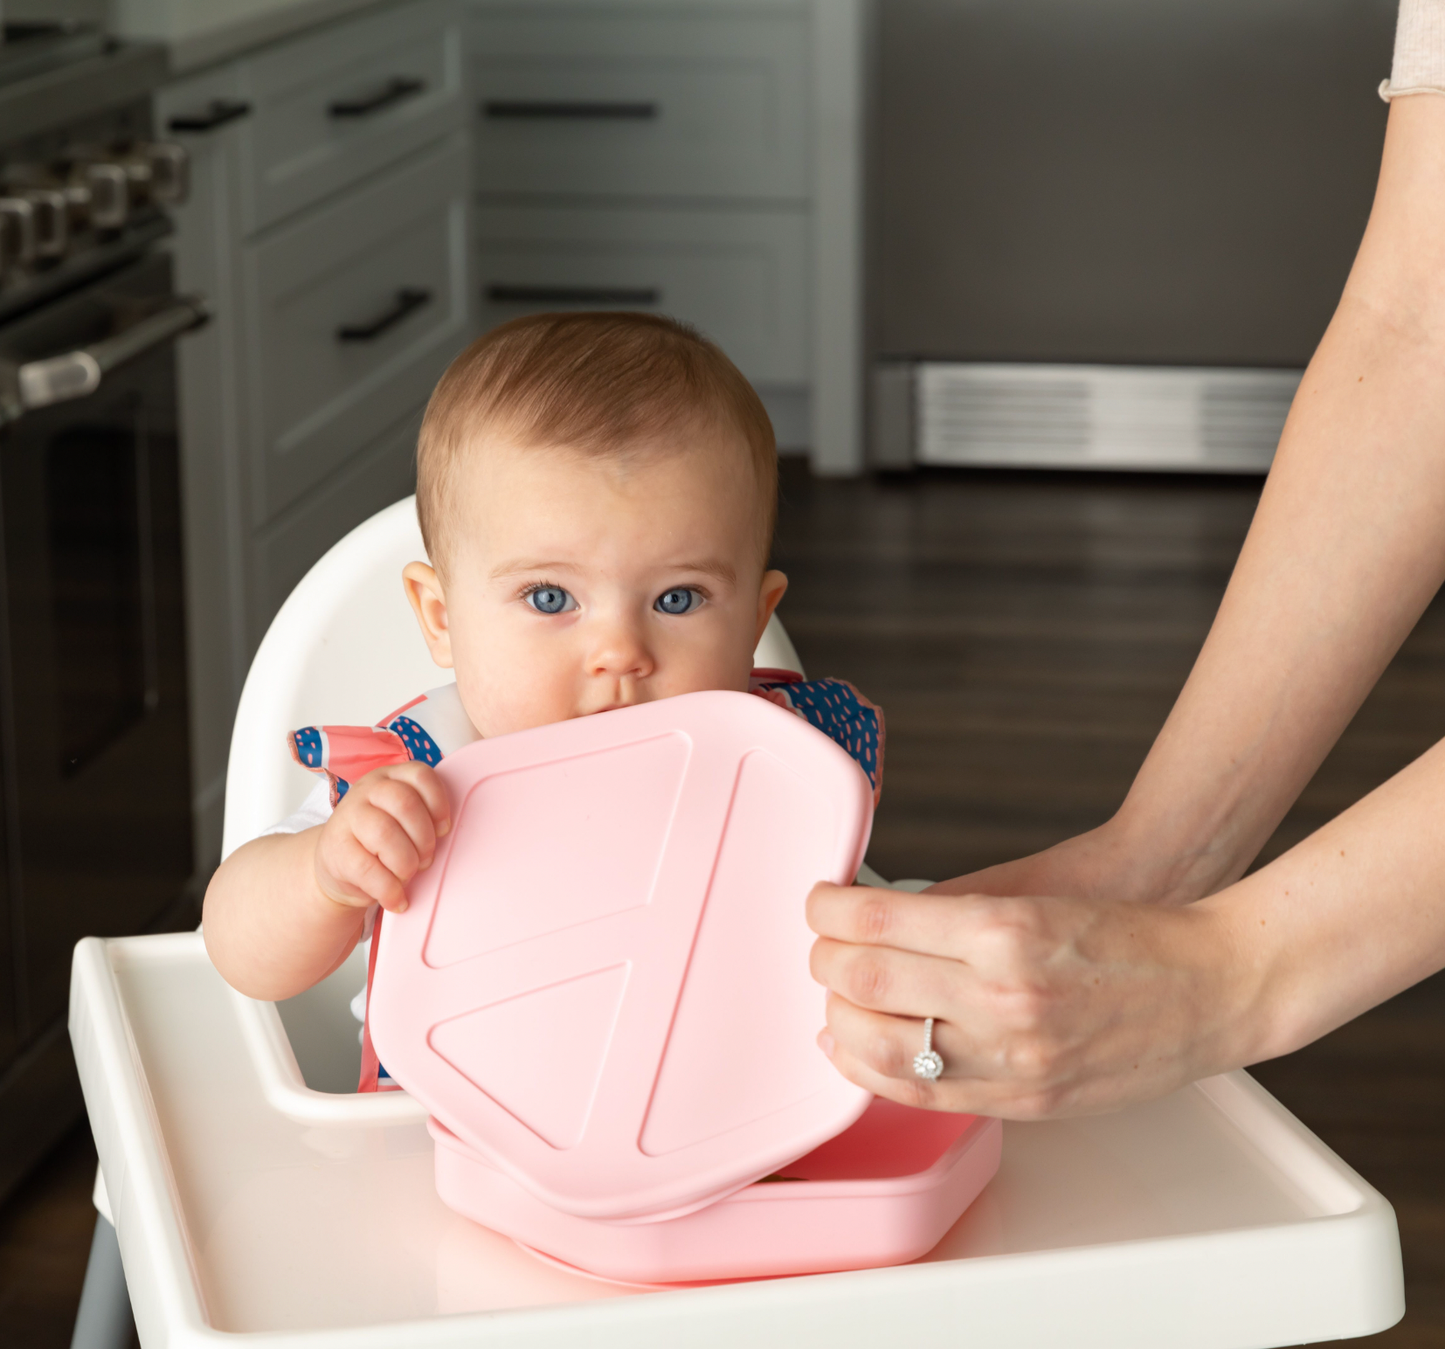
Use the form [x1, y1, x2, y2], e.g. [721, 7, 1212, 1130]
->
[806, 882, 1252, 1119]
[314, 762, 452, 915]
[923, 821, 1184, 909]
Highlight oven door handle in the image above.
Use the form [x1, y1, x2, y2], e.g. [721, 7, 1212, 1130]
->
[3, 295, 210, 420]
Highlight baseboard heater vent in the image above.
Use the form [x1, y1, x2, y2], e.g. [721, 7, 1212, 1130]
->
[910, 363, 1302, 473]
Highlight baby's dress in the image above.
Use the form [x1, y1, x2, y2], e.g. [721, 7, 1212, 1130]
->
[284, 672, 884, 1092]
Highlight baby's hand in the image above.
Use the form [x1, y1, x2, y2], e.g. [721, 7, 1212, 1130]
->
[313, 762, 451, 915]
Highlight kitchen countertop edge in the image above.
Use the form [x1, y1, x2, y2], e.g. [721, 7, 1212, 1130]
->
[114, 0, 396, 77]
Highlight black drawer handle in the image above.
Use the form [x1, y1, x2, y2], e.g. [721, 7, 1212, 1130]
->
[487, 284, 661, 306]
[167, 99, 252, 133]
[483, 100, 658, 120]
[336, 287, 432, 342]
[329, 76, 426, 119]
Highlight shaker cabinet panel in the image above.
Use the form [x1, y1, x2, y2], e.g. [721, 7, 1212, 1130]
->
[469, 5, 808, 202]
[239, 0, 464, 233]
[252, 406, 421, 646]
[242, 134, 469, 525]
[475, 203, 810, 385]
[156, 60, 254, 871]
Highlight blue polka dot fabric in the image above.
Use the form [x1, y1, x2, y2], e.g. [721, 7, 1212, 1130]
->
[753, 677, 885, 797]
[292, 726, 324, 769]
[388, 715, 442, 767]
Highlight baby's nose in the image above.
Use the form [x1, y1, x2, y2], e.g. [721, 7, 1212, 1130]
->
[587, 616, 655, 679]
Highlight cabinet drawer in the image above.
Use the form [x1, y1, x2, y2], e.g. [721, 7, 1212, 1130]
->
[243, 135, 469, 524]
[239, 0, 464, 233]
[476, 204, 809, 385]
[469, 4, 808, 201]
[253, 407, 421, 646]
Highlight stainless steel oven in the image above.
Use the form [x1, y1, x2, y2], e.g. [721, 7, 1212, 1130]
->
[0, 248, 201, 1038]
[0, 22, 202, 1199]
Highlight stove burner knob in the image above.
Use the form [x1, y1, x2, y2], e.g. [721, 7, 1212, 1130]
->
[0, 197, 37, 271]
[84, 163, 128, 231]
[22, 190, 68, 258]
[62, 182, 90, 224]
[141, 142, 189, 206]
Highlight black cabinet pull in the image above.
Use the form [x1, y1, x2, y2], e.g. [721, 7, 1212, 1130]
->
[487, 284, 661, 306]
[483, 100, 658, 120]
[167, 100, 252, 133]
[336, 287, 432, 342]
[329, 77, 425, 119]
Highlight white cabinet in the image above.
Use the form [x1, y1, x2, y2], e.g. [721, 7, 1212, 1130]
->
[244, 137, 469, 521]
[465, 0, 862, 470]
[239, 0, 464, 232]
[159, 0, 469, 868]
[469, 8, 810, 200]
[475, 203, 810, 384]
[254, 404, 424, 633]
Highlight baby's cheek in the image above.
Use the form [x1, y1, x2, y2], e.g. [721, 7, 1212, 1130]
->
[451, 620, 577, 736]
[457, 661, 578, 738]
[657, 631, 755, 697]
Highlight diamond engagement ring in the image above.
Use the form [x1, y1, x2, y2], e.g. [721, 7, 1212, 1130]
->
[913, 1017, 944, 1081]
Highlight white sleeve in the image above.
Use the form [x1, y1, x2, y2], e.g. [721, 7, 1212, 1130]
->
[258, 777, 334, 836]
[256, 778, 379, 942]
[1381, 0, 1445, 100]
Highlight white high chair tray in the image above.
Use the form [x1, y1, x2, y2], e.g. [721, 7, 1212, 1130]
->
[71, 932, 1404, 1348]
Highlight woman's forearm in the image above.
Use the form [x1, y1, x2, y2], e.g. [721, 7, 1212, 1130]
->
[810, 730, 1445, 1119]
[1110, 94, 1445, 902]
[1210, 730, 1445, 1068]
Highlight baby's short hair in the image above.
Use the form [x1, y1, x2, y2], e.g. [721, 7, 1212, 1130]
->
[416, 311, 778, 569]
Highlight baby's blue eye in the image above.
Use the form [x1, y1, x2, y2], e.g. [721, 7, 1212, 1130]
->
[655, 587, 702, 615]
[527, 586, 575, 614]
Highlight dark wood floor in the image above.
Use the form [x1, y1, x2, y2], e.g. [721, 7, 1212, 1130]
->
[5, 461, 1445, 1344]
[0, 1120, 100, 1347]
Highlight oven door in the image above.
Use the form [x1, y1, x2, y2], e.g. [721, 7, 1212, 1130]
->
[0, 252, 200, 1049]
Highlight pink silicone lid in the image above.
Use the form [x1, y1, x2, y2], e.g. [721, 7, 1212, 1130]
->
[367, 690, 875, 1220]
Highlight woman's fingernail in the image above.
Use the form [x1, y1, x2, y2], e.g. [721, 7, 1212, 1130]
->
[394, 898, 408, 913]
[437, 820, 451, 837]
[818, 1031, 836, 1059]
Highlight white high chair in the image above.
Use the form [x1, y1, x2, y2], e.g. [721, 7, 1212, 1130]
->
[69, 498, 1406, 1348]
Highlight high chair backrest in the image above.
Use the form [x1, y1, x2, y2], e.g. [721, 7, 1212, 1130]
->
[221, 496, 805, 859]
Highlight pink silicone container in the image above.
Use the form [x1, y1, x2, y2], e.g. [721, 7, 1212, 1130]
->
[429, 1098, 1003, 1285]
[368, 691, 877, 1222]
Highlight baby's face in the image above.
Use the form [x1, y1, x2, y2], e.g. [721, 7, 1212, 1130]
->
[403, 431, 787, 739]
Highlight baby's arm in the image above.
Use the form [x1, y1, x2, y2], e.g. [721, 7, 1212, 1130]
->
[202, 762, 451, 1001]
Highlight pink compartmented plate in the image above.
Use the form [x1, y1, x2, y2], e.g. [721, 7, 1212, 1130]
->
[429, 1099, 1004, 1285]
[368, 690, 876, 1220]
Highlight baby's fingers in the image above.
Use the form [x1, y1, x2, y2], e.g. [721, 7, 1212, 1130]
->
[351, 802, 430, 896]
[367, 774, 444, 869]
[320, 827, 411, 913]
[386, 761, 451, 838]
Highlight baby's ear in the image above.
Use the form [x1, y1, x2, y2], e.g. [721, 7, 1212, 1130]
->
[402, 562, 454, 668]
[754, 569, 789, 644]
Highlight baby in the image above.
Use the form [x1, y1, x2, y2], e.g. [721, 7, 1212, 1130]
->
[203, 312, 883, 1068]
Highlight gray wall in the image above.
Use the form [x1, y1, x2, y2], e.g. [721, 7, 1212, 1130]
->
[873, 0, 1396, 368]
